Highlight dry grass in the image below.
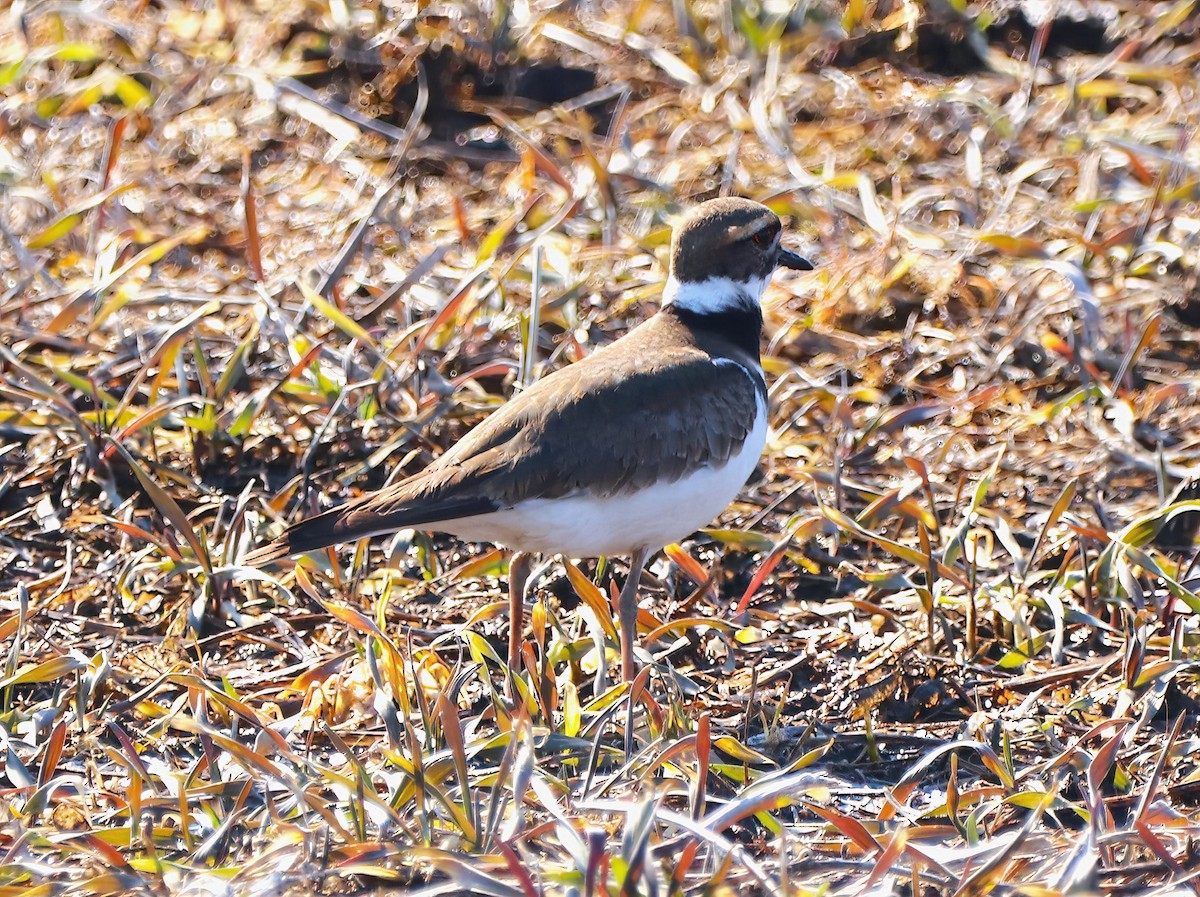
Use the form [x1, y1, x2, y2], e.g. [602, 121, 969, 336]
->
[1, 1, 1199, 894]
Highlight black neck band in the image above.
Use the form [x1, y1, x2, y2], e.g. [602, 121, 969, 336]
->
[665, 303, 763, 363]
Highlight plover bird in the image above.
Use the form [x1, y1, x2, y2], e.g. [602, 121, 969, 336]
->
[246, 197, 812, 683]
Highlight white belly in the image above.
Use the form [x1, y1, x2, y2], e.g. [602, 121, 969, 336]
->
[436, 400, 767, 557]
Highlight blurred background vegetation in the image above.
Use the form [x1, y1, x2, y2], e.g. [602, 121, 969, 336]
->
[1, 1, 1199, 894]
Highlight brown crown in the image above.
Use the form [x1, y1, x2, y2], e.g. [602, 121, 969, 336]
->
[669, 198, 783, 284]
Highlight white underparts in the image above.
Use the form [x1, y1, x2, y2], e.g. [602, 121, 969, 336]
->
[430, 388, 769, 557]
[661, 274, 770, 315]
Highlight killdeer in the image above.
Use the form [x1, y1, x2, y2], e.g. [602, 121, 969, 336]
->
[246, 197, 812, 682]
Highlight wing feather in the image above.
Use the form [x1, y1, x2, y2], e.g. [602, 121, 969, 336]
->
[245, 313, 764, 563]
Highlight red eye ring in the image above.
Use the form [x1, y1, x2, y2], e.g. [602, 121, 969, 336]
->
[752, 231, 766, 246]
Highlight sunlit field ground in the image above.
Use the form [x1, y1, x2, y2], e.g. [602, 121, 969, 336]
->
[2, 1, 1199, 894]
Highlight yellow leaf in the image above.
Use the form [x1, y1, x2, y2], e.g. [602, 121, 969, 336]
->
[50, 43, 103, 63]
[735, 626, 763, 645]
[977, 233, 1047, 257]
[300, 281, 376, 347]
[712, 735, 772, 763]
[0, 655, 86, 688]
[26, 213, 83, 249]
[111, 73, 153, 109]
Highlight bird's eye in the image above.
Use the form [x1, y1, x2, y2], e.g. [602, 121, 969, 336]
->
[751, 231, 767, 246]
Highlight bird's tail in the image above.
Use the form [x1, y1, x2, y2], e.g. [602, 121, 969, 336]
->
[242, 504, 375, 567]
[241, 537, 298, 567]
[242, 492, 498, 567]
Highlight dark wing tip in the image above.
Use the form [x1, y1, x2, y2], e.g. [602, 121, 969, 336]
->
[242, 538, 296, 567]
[242, 501, 369, 567]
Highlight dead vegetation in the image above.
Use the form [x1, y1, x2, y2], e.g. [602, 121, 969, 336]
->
[1, 0, 1199, 894]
